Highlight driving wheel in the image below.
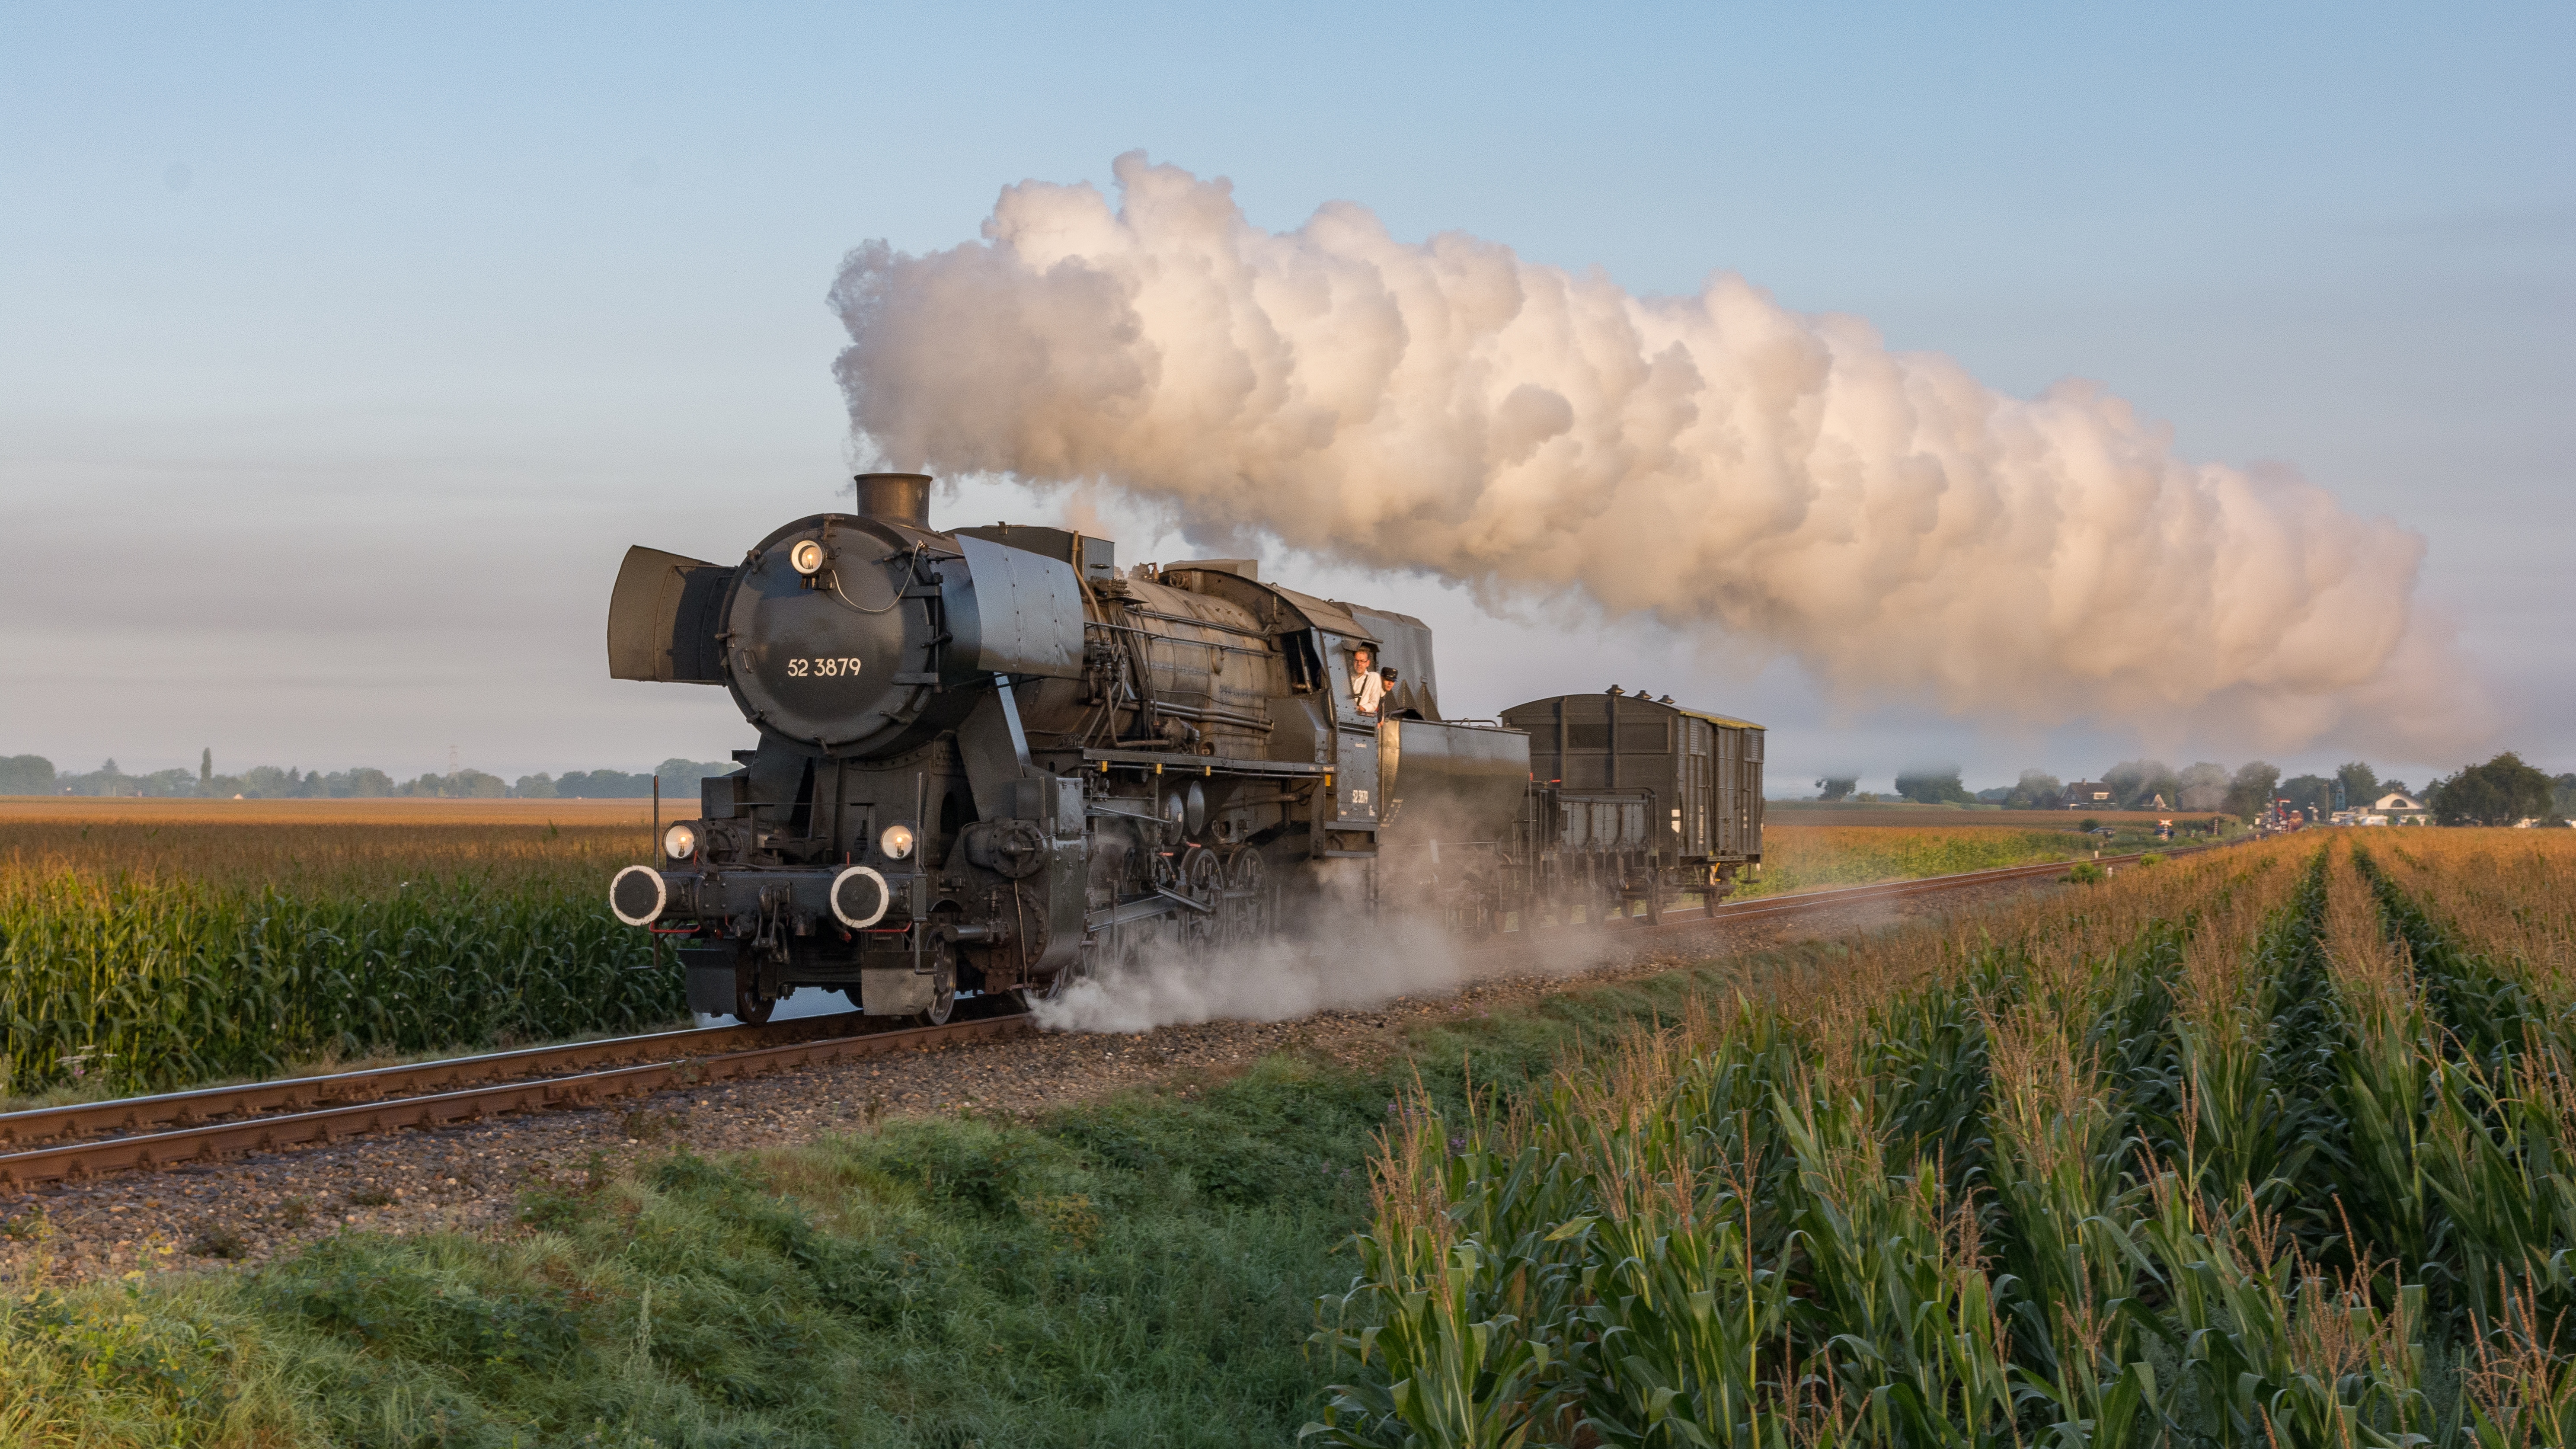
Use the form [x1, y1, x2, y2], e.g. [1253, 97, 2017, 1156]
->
[924, 940, 958, 1026]
[1225, 849, 1267, 944]
[733, 975, 775, 1026]
[1179, 847, 1223, 953]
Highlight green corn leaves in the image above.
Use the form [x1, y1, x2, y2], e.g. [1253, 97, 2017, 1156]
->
[1318, 840, 2576, 1447]
[1, 869, 678, 1097]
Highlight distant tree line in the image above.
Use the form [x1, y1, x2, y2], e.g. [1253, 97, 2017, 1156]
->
[0, 752, 739, 800]
[2421, 752, 2570, 826]
[1808, 752, 2572, 827]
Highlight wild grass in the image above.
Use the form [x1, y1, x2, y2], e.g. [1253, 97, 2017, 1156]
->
[0, 818, 677, 1100]
[1317, 835, 2576, 1447]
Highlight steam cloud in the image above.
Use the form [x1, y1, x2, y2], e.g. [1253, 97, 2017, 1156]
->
[1025, 866, 1662, 1035]
[1029, 914, 1468, 1035]
[833, 153, 2450, 739]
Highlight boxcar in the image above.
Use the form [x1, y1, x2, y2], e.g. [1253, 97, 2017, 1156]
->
[1500, 688, 1765, 916]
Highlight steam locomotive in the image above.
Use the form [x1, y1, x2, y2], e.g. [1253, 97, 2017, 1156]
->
[606, 473, 1763, 1024]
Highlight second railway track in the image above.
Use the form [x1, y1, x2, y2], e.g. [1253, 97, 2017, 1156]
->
[0, 841, 2205, 1193]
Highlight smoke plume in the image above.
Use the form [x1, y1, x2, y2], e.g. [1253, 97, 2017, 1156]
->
[833, 153, 2451, 738]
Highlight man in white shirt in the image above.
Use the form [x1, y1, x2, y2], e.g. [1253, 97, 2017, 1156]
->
[1349, 645, 1388, 718]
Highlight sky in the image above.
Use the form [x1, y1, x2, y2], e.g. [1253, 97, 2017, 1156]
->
[3, 2, 2568, 795]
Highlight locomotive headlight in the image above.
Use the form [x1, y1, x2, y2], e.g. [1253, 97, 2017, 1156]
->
[789, 539, 827, 576]
[879, 823, 916, 860]
[662, 822, 698, 861]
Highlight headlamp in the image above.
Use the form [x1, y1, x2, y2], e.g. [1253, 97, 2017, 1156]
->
[662, 822, 697, 861]
[789, 539, 827, 576]
[879, 823, 916, 860]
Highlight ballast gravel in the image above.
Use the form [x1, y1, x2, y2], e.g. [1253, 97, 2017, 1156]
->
[1, 878, 2055, 1285]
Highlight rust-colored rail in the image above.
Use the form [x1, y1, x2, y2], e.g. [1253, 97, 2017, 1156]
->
[0, 1008, 1030, 1191]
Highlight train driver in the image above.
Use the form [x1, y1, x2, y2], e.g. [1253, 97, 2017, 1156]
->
[1349, 645, 1389, 719]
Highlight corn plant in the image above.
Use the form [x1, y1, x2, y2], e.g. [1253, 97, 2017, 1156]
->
[2131, 1170, 2433, 1447]
[1318, 836, 2576, 1448]
[1, 825, 678, 1096]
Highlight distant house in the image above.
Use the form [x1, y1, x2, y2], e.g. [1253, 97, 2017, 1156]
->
[2063, 781, 2116, 809]
[2373, 792, 2429, 824]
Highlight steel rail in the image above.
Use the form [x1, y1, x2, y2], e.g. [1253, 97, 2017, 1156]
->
[0, 1008, 1031, 1191]
[0, 1009, 884, 1150]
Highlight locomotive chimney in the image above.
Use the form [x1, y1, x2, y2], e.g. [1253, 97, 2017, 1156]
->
[851, 472, 933, 530]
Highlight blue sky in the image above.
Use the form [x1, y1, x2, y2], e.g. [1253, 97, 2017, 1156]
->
[3, 2, 2567, 793]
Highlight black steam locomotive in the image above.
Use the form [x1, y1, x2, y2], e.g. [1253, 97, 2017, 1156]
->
[606, 473, 1763, 1023]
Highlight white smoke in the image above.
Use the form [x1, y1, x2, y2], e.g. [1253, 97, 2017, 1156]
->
[1028, 862, 1624, 1034]
[831, 152, 2471, 742]
[1028, 915, 1466, 1035]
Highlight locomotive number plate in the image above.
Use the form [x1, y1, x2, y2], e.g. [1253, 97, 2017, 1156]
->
[786, 657, 864, 678]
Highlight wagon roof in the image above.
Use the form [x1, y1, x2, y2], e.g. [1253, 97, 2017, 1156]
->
[1669, 704, 1764, 731]
[1499, 694, 1765, 732]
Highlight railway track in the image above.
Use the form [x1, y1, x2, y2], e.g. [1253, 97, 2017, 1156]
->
[0, 997, 1033, 1192]
[0, 841, 2204, 1193]
[1605, 843, 2191, 940]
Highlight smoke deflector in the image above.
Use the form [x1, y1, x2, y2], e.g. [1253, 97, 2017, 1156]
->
[607, 546, 732, 684]
[942, 536, 1085, 679]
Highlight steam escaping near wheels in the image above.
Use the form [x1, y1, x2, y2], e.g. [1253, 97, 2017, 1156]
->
[831, 153, 2482, 752]
[1029, 863, 1475, 1033]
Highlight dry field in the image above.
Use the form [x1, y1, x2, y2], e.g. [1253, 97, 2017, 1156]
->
[1318, 830, 2576, 1447]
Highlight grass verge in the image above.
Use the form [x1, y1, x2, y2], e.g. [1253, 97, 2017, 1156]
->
[0, 970, 1738, 1447]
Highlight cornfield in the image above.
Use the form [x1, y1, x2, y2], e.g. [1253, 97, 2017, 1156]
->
[0, 812, 679, 1100]
[1313, 829, 2576, 1447]
[1743, 826, 2104, 899]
